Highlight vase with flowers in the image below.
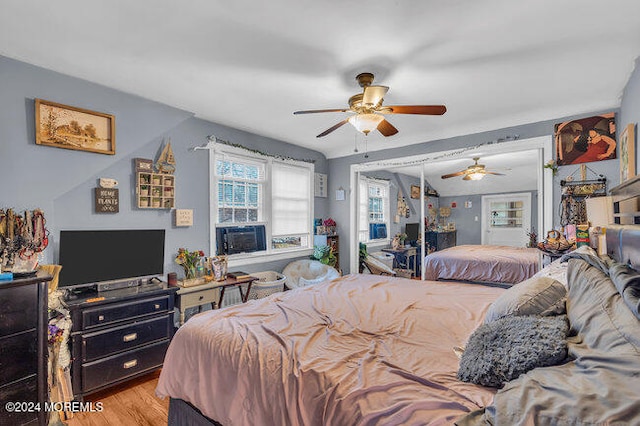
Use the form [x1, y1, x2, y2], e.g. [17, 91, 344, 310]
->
[543, 159, 559, 176]
[175, 248, 205, 279]
[322, 217, 337, 235]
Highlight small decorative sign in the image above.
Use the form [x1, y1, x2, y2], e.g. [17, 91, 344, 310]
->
[175, 209, 193, 226]
[134, 158, 154, 172]
[95, 188, 119, 213]
[98, 178, 118, 188]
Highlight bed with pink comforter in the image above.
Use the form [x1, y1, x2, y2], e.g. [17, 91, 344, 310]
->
[156, 274, 503, 425]
[423, 245, 540, 285]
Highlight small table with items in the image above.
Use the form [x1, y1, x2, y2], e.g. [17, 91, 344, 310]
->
[175, 275, 257, 325]
[538, 249, 566, 269]
[382, 247, 418, 278]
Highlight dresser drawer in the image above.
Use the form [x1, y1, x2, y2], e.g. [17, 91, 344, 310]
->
[83, 295, 170, 329]
[176, 288, 218, 310]
[0, 374, 38, 425]
[82, 340, 169, 392]
[0, 284, 37, 337]
[0, 329, 37, 386]
[81, 314, 173, 362]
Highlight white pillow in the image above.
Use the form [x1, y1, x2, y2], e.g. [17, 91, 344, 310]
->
[533, 257, 568, 288]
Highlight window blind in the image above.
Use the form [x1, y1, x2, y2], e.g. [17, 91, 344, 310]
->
[272, 162, 311, 236]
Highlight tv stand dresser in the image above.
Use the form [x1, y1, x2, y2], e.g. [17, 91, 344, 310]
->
[64, 282, 177, 400]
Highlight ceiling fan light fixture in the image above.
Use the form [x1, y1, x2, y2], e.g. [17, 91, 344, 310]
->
[467, 172, 485, 180]
[348, 113, 384, 135]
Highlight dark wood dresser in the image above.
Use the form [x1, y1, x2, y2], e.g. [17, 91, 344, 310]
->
[64, 283, 177, 400]
[425, 230, 457, 252]
[0, 273, 50, 426]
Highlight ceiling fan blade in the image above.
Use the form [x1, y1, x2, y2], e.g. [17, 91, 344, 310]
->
[377, 119, 398, 137]
[293, 108, 349, 115]
[363, 85, 389, 106]
[316, 119, 350, 138]
[384, 105, 447, 115]
[441, 171, 466, 179]
[485, 171, 505, 176]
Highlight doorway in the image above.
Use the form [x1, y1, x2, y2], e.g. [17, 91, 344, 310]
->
[481, 192, 532, 246]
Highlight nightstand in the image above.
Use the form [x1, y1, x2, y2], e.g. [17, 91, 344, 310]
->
[539, 251, 564, 268]
[175, 276, 258, 325]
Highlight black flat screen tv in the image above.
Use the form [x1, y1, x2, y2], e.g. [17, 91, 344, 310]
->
[405, 223, 420, 243]
[58, 229, 165, 289]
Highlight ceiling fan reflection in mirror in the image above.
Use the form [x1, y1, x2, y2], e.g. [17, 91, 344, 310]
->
[293, 72, 446, 138]
[441, 157, 505, 181]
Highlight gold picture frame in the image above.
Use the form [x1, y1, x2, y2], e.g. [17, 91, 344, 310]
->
[620, 123, 636, 182]
[35, 99, 115, 155]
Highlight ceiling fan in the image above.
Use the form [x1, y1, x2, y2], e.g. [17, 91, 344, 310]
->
[293, 72, 446, 138]
[441, 157, 505, 181]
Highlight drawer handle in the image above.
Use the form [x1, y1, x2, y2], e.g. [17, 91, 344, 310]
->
[98, 315, 105, 321]
[199, 295, 204, 301]
[123, 359, 138, 369]
[154, 304, 160, 309]
[123, 333, 138, 342]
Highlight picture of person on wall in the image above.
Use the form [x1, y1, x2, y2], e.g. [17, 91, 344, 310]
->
[555, 113, 616, 165]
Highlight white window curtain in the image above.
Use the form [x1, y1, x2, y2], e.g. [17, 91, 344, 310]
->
[358, 177, 369, 242]
[272, 161, 311, 238]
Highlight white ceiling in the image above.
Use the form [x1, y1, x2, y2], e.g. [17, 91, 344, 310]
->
[2, 1, 640, 159]
[385, 150, 539, 197]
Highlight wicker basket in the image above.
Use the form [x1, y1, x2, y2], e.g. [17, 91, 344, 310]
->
[247, 271, 286, 300]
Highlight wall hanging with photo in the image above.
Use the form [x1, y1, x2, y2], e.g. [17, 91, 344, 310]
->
[619, 123, 636, 182]
[554, 113, 616, 166]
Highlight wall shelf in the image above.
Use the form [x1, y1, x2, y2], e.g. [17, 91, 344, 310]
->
[137, 172, 175, 209]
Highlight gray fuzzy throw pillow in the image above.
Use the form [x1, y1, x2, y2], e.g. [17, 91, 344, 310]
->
[457, 315, 569, 388]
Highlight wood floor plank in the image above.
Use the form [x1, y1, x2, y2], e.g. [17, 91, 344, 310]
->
[65, 370, 168, 426]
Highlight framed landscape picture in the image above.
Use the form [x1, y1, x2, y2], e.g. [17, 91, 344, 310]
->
[35, 99, 115, 155]
[620, 123, 636, 182]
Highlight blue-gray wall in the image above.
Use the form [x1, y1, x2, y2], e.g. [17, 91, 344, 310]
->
[1, 55, 328, 277]
[619, 57, 640, 171]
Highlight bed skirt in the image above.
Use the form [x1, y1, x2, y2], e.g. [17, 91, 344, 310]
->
[168, 398, 222, 426]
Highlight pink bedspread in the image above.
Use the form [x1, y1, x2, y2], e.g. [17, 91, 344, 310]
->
[423, 245, 540, 285]
[156, 274, 503, 425]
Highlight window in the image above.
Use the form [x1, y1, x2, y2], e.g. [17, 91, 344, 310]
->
[216, 156, 264, 224]
[211, 145, 314, 259]
[358, 176, 390, 242]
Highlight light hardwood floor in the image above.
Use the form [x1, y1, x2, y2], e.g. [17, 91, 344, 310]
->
[64, 370, 168, 426]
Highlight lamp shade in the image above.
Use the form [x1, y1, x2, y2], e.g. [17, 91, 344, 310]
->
[467, 172, 485, 181]
[348, 113, 384, 135]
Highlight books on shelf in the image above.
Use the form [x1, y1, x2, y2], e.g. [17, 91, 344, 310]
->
[227, 271, 251, 280]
